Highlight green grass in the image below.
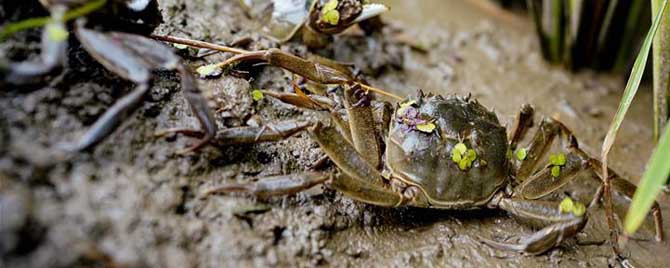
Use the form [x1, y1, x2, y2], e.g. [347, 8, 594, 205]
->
[600, 0, 668, 237]
[0, 0, 107, 41]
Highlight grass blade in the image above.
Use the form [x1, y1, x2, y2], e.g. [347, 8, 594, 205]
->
[625, 123, 670, 234]
[600, 0, 666, 245]
[652, 0, 670, 141]
[601, 0, 667, 161]
[0, 0, 107, 41]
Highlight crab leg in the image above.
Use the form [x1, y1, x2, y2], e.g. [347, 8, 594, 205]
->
[205, 172, 331, 198]
[156, 120, 312, 147]
[260, 90, 335, 110]
[479, 218, 585, 255]
[5, 6, 67, 84]
[60, 84, 150, 151]
[343, 84, 382, 169]
[481, 192, 587, 255]
[512, 117, 664, 242]
[309, 122, 402, 206]
[58, 24, 217, 151]
[193, 120, 402, 207]
[513, 118, 575, 180]
[508, 104, 535, 150]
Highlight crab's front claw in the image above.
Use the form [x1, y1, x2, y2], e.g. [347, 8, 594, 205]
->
[483, 195, 588, 255]
[479, 218, 586, 255]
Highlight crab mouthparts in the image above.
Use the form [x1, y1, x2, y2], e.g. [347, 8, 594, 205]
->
[353, 3, 389, 23]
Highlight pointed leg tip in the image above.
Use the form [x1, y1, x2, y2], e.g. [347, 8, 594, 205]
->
[175, 137, 212, 155]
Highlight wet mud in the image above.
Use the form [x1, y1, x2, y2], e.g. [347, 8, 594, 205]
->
[1, 0, 669, 267]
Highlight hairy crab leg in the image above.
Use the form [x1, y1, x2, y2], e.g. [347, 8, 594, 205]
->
[5, 6, 67, 84]
[508, 104, 535, 150]
[156, 120, 312, 149]
[478, 218, 585, 255]
[511, 116, 664, 244]
[204, 172, 332, 198]
[343, 84, 382, 169]
[59, 23, 217, 152]
[168, 118, 402, 206]
[150, 35, 404, 100]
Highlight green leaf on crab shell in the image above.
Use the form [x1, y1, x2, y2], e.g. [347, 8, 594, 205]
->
[465, 149, 477, 161]
[396, 100, 416, 116]
[416, 122, 436, 133]
[451, 152, 462, 163]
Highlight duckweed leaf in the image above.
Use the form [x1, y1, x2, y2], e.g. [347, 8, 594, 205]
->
[454, 143, 467, 155]
[416, 122, 436, 133]
[458, 159, 469, 171]
[196, 64, 222, 78]
[321, 0, 340, 25]
[323, 10, 340, 25]
[451, 152, 462, 163]
[515, 148, 527, 161]
[573, 202, 586, 217]
[465, 149, 477, 161]
[323, 0, 339, 12]
[559, 197, 574, 214]
[251, 89, 264, 101]
[551, 166, 561, 177]
[173, 43, 189, 50]
[46, 23, 68, 42]
[396, 100, 415, 116]
[550, 153, 567, 166]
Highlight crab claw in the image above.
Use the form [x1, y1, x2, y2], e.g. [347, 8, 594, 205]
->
[352, 3, 389, 24]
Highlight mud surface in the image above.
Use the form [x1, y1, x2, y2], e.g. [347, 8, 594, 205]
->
[1, 0, 669, 267]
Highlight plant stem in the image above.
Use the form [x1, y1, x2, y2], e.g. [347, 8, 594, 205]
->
[652, 0, 670, 142]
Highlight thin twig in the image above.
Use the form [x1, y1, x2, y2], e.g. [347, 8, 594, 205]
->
[150, 34, 250, 55]
[358, 83, 403, 101]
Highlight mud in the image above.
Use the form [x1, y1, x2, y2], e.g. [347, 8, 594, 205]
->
[1, 0, 669, 267]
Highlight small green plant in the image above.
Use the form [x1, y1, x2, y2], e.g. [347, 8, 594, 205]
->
[601, 0, 669, 239]
[0, 0, 107, 41]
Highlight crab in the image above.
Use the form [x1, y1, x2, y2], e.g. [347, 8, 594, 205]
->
[1, 0, 217, 152]
[239, 0, 389, 48]
[155, 47, 664, 255]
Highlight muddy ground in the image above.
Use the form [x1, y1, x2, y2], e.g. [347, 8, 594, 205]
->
[1, 0, 670, 267]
